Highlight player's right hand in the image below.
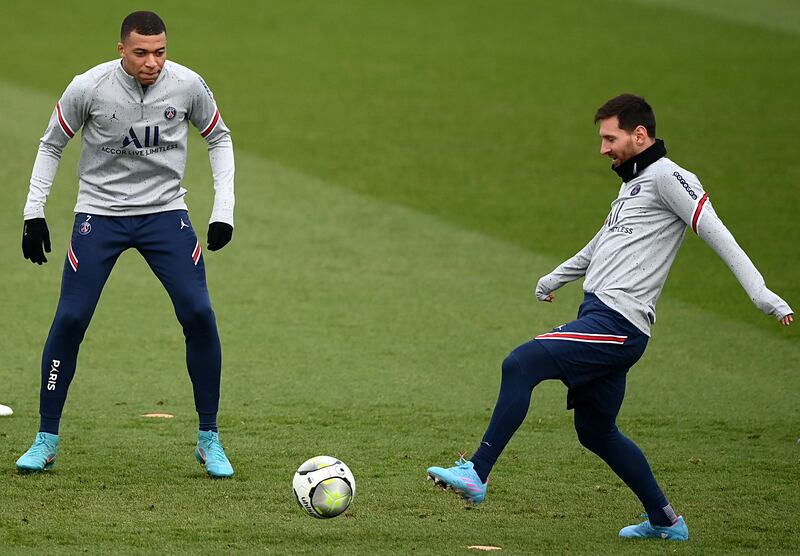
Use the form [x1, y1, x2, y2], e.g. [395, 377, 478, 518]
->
[535, 277, 555, 302]
[22, 218, 51, 265]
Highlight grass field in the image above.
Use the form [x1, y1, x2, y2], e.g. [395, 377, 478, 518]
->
[1, 1, 799, 554]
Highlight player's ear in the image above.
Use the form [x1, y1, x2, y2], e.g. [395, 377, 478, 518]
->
[634, 125, 648, 145]
[117, 42, 125, 58]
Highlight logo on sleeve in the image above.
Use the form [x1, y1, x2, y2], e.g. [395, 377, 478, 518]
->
[629, 184, 641, 196]
[197, 76, 214, 100]
[672, 171, 698, 200]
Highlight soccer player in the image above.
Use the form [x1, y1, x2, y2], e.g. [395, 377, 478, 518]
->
[16, 11, 236, 478]
[426, 94, 793, 540]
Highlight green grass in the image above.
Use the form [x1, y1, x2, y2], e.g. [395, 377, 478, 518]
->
[1, 1, 799, 554]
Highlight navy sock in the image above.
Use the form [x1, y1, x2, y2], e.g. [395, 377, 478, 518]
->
[470, 342, 562, 483]
[574, 405, 675, 526]
[198, 413, 218, 433]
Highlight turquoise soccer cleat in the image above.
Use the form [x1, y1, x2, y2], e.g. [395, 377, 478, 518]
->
[619, 515, 689, 541]
[427, 457, 488, 504]
[195, 430, 234, 478]
[16, 432, 60, 473]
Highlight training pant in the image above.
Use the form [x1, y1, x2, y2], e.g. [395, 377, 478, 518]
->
[470, 293, 675, 526]
[38, 211, 222, 433]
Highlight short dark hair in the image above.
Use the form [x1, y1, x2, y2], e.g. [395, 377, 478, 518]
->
[594, 93, 656, 138]
[121, 11, 166, 41]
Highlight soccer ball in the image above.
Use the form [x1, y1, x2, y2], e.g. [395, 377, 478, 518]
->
[292, 456, 355, 519]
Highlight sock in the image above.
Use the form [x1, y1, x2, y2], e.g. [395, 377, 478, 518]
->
[651, 504, 678, 527]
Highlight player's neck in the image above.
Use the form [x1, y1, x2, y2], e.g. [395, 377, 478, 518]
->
[119, 59, 157, 88]
[612, 139, 666, 183]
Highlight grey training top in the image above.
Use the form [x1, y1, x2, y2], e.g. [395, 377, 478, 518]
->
[536, 156, 792, 335]
[24, 59, 235, 225]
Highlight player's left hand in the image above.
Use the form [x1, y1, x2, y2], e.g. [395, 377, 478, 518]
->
[207, 222, 233, 251]
[779, 313, 793, 326]
[22, 218, 51, 265]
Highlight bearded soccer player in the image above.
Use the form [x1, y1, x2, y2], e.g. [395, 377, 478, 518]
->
[17, 11, 236, 478]
[427, 94, 793, 540]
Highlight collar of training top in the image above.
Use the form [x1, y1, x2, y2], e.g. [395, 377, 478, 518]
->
[117, 59, 166, 91]
[612, 139, 667, 182]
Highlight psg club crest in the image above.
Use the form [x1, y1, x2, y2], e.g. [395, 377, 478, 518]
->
[79, 222, 92, 235]
[164, 106, 177, 120]
[630, 184, 641, 196]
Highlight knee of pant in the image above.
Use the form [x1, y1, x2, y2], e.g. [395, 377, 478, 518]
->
[178, 302, 216, 332]
[501, 353, 522, 378]
[574, 420, 599, 450]
[574, 414, 617, 450]
[575, 407, 617, 450]
[52, 308, 90, 336]
[502, 344, 554, 386]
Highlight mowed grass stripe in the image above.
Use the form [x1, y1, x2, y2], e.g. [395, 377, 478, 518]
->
[629, 0, 800, 35]
[1, 81, 798, 553]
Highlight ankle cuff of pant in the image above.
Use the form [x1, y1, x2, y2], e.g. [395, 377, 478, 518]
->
[39, 416, 61, 435]
[198, 413, 218, 433]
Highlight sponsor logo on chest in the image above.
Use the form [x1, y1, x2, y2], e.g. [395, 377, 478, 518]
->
[122, 126, 159, 148]
[101, 125, 178, 157]
[99, 105, 181, 157]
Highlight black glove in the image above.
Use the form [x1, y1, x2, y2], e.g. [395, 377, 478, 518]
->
[22, 218, 51, 264]
[207, 222, 233, 251]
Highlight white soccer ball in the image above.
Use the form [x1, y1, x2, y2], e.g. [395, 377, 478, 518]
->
[0, 404, 13, 417]
[292, 456, 355, 519]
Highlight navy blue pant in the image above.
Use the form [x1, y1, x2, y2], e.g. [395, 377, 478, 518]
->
[39, 211, 221, 432]
[470, 294, 674, 525]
